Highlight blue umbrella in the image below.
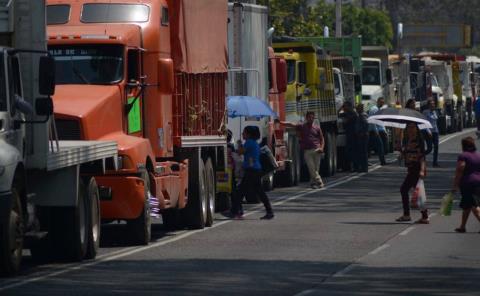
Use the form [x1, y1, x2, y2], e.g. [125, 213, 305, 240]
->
[227, 96, 277, 118]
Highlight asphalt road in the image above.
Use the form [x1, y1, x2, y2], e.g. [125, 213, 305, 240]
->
[1, 129, 479, 296]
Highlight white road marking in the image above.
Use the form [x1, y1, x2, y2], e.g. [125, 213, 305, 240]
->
[439, 128, 475, 144]
[399, 226, 415, 236]
[331, 263, 359, 278]
[0, 166, 382, 292]
[3, 130, 468, 291]
[293, 289, 317, 296]
[368, 243, 390, 255]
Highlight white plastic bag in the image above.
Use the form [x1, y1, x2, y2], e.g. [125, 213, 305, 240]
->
[411, 179, 427, 209]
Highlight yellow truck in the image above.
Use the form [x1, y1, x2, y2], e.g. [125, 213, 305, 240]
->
[273, 41, 338, 177]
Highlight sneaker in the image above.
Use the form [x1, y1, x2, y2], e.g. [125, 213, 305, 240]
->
[454, 227, 466, 233]
[234, 214, 244, 220]
[260, 213, 274, 220]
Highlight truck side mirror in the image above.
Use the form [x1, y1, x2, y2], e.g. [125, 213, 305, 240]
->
[386, 68, 393, 84]
[157, 58, 174, 93]
[277, 59, 287, 93]
[127, 49, 141, 82]
[39, 56, 56, 96]
[35, 97, 54, 116]
[354, 74, 362, 92]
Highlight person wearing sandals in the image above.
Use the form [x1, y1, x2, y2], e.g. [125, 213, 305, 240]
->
[451, 137, 480, 233]
[230, 126, 274, 220]
[396, 123, 430, 223]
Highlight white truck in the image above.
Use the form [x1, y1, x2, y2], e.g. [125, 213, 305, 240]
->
[227, 2, 275, 190]
[0, 0, 117, 276]
[361, 46, 392, 108]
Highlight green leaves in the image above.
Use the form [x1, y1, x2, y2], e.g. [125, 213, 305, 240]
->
[259, 0, 393, 48]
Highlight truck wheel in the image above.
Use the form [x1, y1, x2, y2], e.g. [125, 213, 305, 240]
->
[205, 158, 215, 227]
[128, 170, 152, 245]
[321, 132, 335, 177]
[50, 180, 89, 261]
[0, 184, 24, 276]
[184, 154, 207, 229]
[85, 178, 100, 259]
[262, 172, 274, 192]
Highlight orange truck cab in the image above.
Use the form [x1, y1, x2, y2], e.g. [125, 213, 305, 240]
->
[46, 0, 229, 244]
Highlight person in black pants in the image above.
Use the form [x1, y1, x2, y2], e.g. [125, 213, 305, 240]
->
[230, 126, 274, 220]
[397, 123, 429, 224]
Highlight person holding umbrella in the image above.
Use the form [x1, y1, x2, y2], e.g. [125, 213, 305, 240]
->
[397, 123, 429, 223]
[230, 126, 274, 220]
[367, 106, 433, 223]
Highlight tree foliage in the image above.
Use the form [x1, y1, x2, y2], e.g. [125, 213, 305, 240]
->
[258, 0, 393, 48]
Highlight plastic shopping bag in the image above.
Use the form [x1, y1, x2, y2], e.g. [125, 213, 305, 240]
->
[411, 179, 427, 209]
[440, 192, 454, 216]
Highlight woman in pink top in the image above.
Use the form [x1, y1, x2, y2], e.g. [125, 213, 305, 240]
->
[452, 137, 480, 233]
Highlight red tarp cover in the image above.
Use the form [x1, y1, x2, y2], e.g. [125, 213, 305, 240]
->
[168, 0, 228, 74]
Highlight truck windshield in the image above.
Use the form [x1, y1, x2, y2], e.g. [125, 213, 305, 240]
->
[286, 60, 295, 84]
[48, 45, 123, 85]
[81, 4, 150, 23]
[362, 61, 380, 85]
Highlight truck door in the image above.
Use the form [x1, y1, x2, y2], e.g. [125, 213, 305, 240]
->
[125, 48, 144, 137]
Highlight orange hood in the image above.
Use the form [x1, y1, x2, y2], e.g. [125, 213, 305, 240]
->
[53, 85, 124, 139]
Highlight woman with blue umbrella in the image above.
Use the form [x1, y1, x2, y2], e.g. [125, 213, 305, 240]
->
[226, 96, 276, 219]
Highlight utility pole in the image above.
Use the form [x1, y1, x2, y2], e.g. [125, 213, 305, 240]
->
[335, 0, 342, 37]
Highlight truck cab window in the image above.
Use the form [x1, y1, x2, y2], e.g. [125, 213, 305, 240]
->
[0, 55, 6, 112]
[47, 5, 70, 25]
[8, 55, 22, 116]
[48, 44, 124, 85]
[298, 61, 307, 85]
[334, 72, 341, 95]
[286, 60, 295, 84]
[362, 61, 381, 85]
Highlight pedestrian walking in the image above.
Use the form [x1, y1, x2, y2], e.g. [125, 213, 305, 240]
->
[368, 99, 386, 166]
[376, 98, 389, 154]
[339, 101, 358, 172]
[397, 123, 430, 223]
[280, 111, 325, 189]
[423, 99, 440, 167]
[451, 137, 480, 233]
[475, 98, 480, 138]
[355, 104, 369, 172]
[230, 126, 274, 220]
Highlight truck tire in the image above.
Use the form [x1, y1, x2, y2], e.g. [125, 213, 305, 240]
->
[262, 172, 274, 192]
[274, 134, 298, 188]
[85, 178, 100, 259]
[205, 158, 215, 227]
[127, 170, 152, 245]
[0, 184, 24, 276]
[50, 179, 89, 261]
[184, 154, 207, 229]
[321, 132, 336, 177]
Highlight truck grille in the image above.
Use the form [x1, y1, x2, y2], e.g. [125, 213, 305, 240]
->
[55, 119, 82, 140]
